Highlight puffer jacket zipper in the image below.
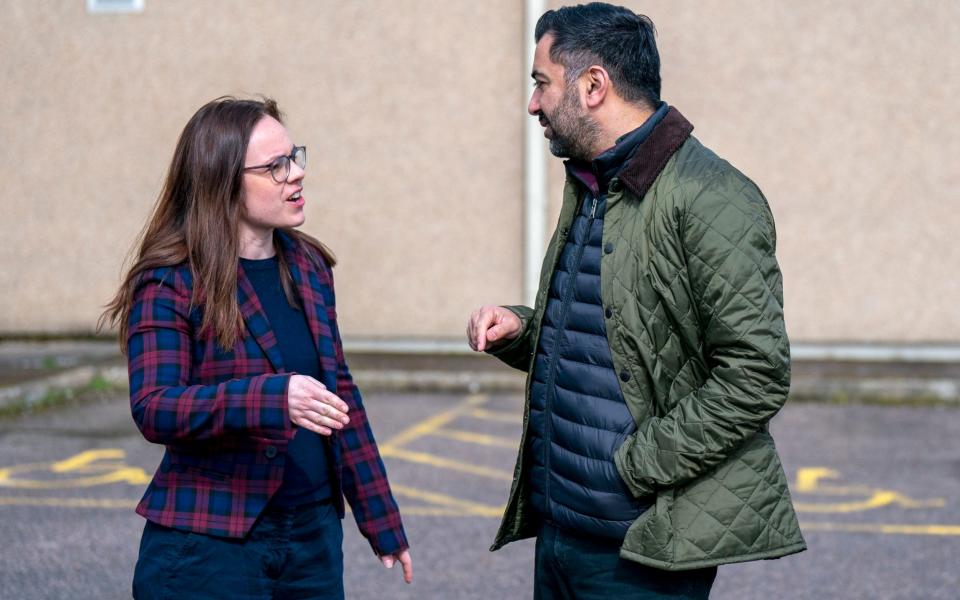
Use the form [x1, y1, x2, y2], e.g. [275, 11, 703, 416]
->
[541, 192, 599, 513]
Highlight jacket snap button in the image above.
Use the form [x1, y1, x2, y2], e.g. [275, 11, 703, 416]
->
[605, 307, 613, 319]
[609, 181, 622, 193]
[604, 243, 614, 254]
[619, 371, 631, 382]
[264, 445, 278, 459]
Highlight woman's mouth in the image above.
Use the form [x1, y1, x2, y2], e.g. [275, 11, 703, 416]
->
[286, 190, 304, 206]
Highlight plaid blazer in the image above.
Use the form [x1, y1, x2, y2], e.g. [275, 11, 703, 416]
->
[127, 231, 407, 555]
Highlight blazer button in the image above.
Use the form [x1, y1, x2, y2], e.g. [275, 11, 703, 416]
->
[605, 307, 614, 319]
[264, 445, 278, 459]
[619, 371, 631, 382]
[604, 243, 615, 254]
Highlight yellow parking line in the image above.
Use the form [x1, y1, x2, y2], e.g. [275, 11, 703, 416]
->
[795, 493, 946, 514]
[392, 485, 504, 517]
[0, 496, 137, 509]
[802, 521, 960, 536]
[381, 448, 513, 481]
[380, 394, 488, 452]
[0, 448, 152, 489]
[431, 428, 518, 449]
[0, 494, 497, 518]
[466, 408, 522, 424]
[51, 449, 126, 472]
[3, 495, 958, 535]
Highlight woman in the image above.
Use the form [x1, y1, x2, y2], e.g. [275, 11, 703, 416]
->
[101, 97, 411, 598]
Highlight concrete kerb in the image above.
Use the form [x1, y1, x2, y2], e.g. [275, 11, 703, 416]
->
[0, 340, 527, 417]
[1, 340, 959, 417]
[0, 340, 125, 415]
[0, 365, 525, 416]
[0, 364, 128, 416]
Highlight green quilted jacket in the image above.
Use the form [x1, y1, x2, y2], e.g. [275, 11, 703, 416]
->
[490, 107, 806, 570]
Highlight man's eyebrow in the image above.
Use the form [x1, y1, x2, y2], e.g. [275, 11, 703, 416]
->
[531, 69, 548, 81]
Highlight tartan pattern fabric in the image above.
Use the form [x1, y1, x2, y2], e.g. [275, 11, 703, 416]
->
[128, 231, 408, 555]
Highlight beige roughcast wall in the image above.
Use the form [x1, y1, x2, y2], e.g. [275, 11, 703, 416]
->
[1, 1, 958, 343]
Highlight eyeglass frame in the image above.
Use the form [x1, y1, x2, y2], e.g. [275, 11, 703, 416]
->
[242, 145, 307, 183]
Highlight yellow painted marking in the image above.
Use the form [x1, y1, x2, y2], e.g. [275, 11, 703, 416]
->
[431, 428, 518, 449]
[796, 492, 945, 514]
[51, 449, 127, 473]
[1, 494, 957, 538]
[802, 522, 960, 536]
[379, 394, 488, 452]
[0, 494, 497, 518]
[0, 449, 151, 489]
[0, 496, 137, 509]
[382, 448, 513, 481]
[3, 497, 958, 536]
[793, 467, 945, 514]
[392, 485, 504, 517]
[795, 467, 838, 492]
[379, 393, 514, 480]
[466, 408, 522, 424]
[0, 469, 151, 489]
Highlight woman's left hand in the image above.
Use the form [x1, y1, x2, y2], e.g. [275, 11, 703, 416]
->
[379, 548, 413, 584]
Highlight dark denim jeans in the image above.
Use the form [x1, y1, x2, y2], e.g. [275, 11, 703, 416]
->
[133, 501, 343, 600]
[535, 522, 717, 599]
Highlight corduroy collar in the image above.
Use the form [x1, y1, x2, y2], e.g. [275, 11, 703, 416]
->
[618, 106, 694, 200]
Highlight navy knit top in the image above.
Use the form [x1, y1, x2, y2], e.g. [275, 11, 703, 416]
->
[240, 255, 332, 507]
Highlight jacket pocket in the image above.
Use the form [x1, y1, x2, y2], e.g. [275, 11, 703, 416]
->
[167, 463, 231, 481]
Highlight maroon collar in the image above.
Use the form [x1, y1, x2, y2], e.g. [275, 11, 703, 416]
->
[618, 107, 694, 200]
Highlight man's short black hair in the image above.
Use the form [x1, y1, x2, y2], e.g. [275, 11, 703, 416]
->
[535, 3, 661, 109]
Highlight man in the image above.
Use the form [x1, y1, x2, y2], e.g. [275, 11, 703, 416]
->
[467, 4, 805, 598]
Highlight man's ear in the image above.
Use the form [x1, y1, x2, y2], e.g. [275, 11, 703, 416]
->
[583, 65, 610, 109]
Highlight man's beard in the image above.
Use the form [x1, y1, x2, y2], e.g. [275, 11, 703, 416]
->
[544, 85, 601, 161]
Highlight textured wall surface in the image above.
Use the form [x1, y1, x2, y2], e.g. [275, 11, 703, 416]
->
[1, 1, 957, 342]
[0, 1, 524, 338]
[545, 0, 960, 342]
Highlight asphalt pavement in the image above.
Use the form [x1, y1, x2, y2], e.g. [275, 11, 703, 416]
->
[0, 389, 958, 599]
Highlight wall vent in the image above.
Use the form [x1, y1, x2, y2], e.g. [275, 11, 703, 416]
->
[86, 0, 144, 14]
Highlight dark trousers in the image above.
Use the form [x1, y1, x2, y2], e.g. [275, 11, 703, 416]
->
[534, 522, 717, 599]
[133, 501, 344, 600]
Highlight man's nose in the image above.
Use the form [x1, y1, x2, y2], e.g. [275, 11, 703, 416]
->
[527, 93, 540, 117]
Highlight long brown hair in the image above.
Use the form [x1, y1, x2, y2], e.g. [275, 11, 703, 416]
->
[100, 96, 334, 352]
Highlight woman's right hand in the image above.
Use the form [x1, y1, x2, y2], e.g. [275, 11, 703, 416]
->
[287, 375, 350, 436]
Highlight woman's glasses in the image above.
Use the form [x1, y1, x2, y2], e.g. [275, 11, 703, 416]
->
[243, 146, 306, 183]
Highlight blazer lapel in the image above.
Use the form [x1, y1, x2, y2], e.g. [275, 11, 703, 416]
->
[279, 233, 338, 389]
[237, 263, 286, 373]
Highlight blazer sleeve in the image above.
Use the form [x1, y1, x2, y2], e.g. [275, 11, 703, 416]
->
[127, 268, 294, 445]
[322, 265, 409, 556]
[614, 175, 791, 497]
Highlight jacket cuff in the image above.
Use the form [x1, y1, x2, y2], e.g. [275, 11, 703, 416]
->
[486, 305, 534, 368]
[259, 372, 296, 440]
[614, 434, 656, 498]
[371, 527, 409, 557]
